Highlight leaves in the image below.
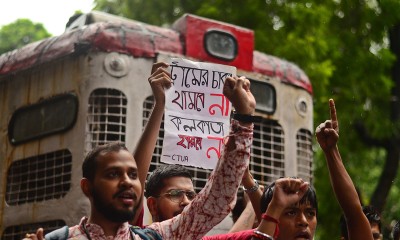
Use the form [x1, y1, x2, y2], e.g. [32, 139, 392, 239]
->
[0, 19, 51, 54]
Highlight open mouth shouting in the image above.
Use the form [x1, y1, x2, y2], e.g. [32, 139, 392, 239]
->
[295, 230, 311, 240]
[115, 191, 136, 206]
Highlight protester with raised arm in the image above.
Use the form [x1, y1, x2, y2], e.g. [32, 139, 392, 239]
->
[253, 177, 315, 240]
[24, 64, 256, 240]
[315, 99, 373, 240]
[132, 62, 171, 226]
[251, 99, 374, 240]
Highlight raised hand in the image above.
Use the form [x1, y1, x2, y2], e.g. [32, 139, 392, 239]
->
[148, 62, 172, 105]
[315, 99, 374, 240]
[316, 99, 339, 151]
[255, 178, 309, 239]
[223, 76, 256, 115]
[269, 178, 309, 212]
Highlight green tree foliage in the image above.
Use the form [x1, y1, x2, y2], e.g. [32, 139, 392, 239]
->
[0, 19, 51, 54]
[94, 0, 400, 238]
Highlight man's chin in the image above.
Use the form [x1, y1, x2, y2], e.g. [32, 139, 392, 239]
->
[92, 188, 141, 223]
[97, 202, 138, 223]
[110, 208, 136, 223]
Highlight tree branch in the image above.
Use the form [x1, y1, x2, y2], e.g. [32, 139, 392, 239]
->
[353, 121, 388, 148]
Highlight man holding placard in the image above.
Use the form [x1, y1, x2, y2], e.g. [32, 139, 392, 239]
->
[25, 60, 256, 240]
[140, 59, 256, 239]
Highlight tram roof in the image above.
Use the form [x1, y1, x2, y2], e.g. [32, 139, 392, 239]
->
[0, 11, 312, 94]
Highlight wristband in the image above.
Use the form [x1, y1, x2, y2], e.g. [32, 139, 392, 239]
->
[252, 230, 274, 240]
[232, 112, 262, 123]
[261, 214, 280, 239]
[242, 179, 259, 193]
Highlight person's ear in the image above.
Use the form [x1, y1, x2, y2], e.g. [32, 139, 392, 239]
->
[147, 197, 159, 219]
[81, 178, 92, 198]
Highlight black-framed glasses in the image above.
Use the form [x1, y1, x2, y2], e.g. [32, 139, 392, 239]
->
[156, 189, 197, 203]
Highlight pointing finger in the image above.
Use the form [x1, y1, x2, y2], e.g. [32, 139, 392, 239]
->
[329, 99, 337, 122]
[329, 99, 339, 131]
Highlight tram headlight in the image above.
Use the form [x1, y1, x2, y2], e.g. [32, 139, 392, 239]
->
[250, 80, 276, 114]
[204, 30, 238, 61]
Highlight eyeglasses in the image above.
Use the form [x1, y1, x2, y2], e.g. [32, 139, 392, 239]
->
[372, 232, 382, 240]
[156, 189, 197, 203]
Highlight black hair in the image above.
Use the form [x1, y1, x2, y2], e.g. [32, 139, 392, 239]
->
[82, 142, 128, 181]
[340, 205, 381, 240]
[260, 179, 318, 215]
[231, 189, 246, 223]
[145, 164, 193, 198]
[363, 205, 381, 231]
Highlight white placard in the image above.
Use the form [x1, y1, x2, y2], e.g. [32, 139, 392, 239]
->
[161, 58, 236, 169]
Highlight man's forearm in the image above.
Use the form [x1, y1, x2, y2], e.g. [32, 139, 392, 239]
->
[324, 146, 361, 214]
[149, 120, 253, 239]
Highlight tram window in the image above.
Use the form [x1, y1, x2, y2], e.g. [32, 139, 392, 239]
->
[8, 93, 78, 145]
[204, 30, 238, 61]
[251, 120, 285, 186]
[250, 80, 276, 114]
[2, 220, 65, 240]
[297, 129, 313, 183]
[6, 149, 72, 205]
[86, 88, 127, 150]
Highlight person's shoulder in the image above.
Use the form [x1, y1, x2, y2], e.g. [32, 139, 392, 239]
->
[68, 225, 86, 238]
[44, 225, 83, 240]
[129, 225, 162, 240]
[44, 226, 69, 240]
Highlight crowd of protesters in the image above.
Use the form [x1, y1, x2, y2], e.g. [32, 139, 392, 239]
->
[23, 62, 398, 240]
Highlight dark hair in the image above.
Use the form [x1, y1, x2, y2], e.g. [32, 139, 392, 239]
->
[82, 142, 128, 181]
[145, 164, 193, 198]
[363, 205, 381, 231]
[260, 179, 318, 215]
[393, 220, 400, 240]
[232, 189, 246, 223]
[340, 205, 381, 240]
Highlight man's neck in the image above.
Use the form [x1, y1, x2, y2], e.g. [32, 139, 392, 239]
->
[87, 213, 126, 237]
[152, 216, 159, 223]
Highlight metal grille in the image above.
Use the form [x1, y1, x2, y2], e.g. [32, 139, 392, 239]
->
[86, 88, 127, 150]
[250, 120, 285, 187]
[5, 150, 72, 205]
[142, 96, 212, 192]
[2, 220, 65, 240]
[143, 97, 285, 192]
[296, 129, 313, 183]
